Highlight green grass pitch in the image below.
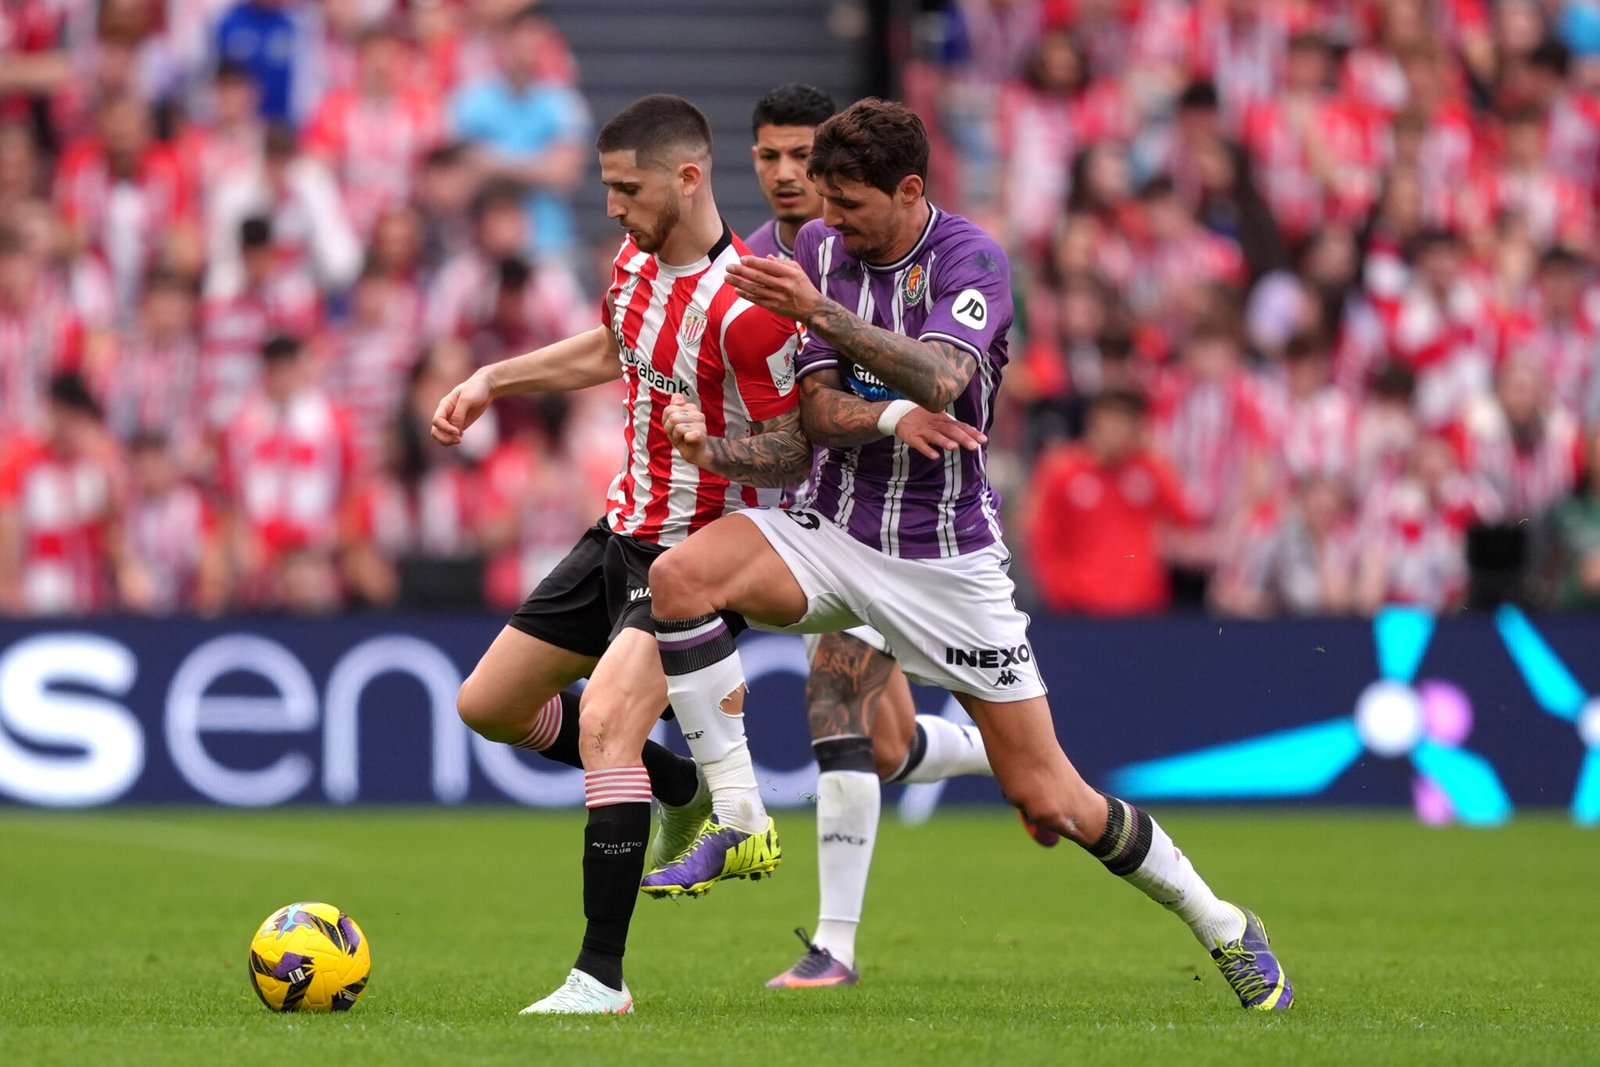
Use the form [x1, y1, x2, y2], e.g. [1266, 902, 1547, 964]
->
[3, 808, 1597, 1066]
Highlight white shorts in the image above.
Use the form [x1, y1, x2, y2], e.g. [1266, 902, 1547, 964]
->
[741, 508, 1048, 703]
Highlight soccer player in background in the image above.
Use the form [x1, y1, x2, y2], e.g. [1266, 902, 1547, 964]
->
[745, 83, 1002, 990]
[431, 94, 984, 1014]
[645, 99, 1294, 1011]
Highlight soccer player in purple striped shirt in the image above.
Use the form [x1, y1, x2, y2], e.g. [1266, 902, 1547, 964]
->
[746, 84, 1009, 990]
[644, 99, 1293, 1010]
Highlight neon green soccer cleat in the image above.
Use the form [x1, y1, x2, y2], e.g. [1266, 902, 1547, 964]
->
[640, 816, 782, 898]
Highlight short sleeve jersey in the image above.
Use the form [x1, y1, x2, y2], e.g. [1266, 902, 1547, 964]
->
[792, 206, 1013, 558]
[604, 227, 800, 546]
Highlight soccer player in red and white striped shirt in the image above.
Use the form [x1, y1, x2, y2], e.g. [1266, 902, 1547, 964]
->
[430, 95, 806, 1015]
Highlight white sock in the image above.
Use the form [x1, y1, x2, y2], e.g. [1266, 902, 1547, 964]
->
[812, 769, 879, 970]
[1092, 796, 1245, 949]
[658, 618, 768, 832]
[897, 716, 993, 783]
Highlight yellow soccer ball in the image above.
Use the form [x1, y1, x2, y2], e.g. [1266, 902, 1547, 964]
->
[247, 902, 371, 1012]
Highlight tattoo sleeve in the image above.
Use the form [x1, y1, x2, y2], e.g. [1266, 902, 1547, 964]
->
[804, 299, 977, 409]
[804, 630, 899, 738]
[699, 406, 813, 488]
[798, 372, 888, 448]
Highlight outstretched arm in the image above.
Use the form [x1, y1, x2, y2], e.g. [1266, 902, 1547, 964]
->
[726, 255, 976, 409]
[431, 325, 621, 446]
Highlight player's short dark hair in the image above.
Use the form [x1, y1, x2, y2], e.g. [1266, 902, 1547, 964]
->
[49, 372, 101, 419]
[808, 98, 929, 196]
[751, 84, 836, 139]
[262, 334, 303, 363]
[597, 94, 712, 169]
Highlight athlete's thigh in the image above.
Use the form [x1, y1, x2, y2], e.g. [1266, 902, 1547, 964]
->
[578, 625, 670, 768]
[863, 546, 1046, 702]
[732, 508, 880, 633]
[463, 624, 596, 720]
[651, 511, 811, 626]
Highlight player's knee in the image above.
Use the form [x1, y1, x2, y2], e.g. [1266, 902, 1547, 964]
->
[647, 546, 711, 615]
[455, 673, 507, 740]
[576, 693, 645, 769]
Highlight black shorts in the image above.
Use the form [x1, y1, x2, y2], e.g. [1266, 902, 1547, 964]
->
[507, 520, 743, 658]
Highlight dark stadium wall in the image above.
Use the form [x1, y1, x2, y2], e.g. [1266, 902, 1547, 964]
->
[0, 613, 1593, 824]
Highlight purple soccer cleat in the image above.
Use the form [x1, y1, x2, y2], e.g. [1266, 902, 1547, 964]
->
[639, 816, 781, 898]
[1211, 907, 1294, 1010]
[766, 928, 859, 989]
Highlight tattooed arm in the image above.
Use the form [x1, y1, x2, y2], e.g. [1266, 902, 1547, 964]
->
[662, 395, 812, 487]
[801, 370, 989, 458]
[804, 305, 976, 410]
[725, 255, 977, 409]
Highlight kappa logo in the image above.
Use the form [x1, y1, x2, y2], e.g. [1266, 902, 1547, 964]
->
[951, 288, 988, 329]
[901, 263, 927, 304]
[678, 305, 708, 346]
[944, 644, 1032, 669]
[995, 669, 1020, 687]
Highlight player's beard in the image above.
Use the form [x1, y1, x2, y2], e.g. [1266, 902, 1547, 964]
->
[631, 198, 681, 255]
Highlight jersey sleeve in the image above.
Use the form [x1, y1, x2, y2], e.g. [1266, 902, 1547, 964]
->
[791, 223, 843, 382]
[720, 302, 801, 421]
[920, 234, 1013, 365]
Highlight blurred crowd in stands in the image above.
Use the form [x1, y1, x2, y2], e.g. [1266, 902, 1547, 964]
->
[3, 0, 1600, 620]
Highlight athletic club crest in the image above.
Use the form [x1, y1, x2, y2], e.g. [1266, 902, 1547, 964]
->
[678, 306, 708, 345]
[901, 263, 927, 304]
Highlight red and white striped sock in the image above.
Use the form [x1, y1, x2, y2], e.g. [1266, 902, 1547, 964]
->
[512, 695, 564, 751]
[584, 766, 652, 808]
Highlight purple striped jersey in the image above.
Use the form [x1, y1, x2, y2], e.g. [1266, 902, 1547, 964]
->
[793, 206, 1012, 559]
[742, 218, 795, 261]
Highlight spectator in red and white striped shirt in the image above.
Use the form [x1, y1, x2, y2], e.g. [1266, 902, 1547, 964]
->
[0, 373, 121, 615]
[116, 432, 228, 615]
[1211, 473, 1359, 618]
[1264, 331, 1357, 486]
[424, 180, 585, 349]
[102, 268, 206, 470]
[0, 224, 85, 435]
[324, 264, 416, 467]
[1495, 247, 1600, 421]
[1355, 431, 1499, 612]
[218, 334, 364, 612]
[200, 215, 320, 430]
[54, 96, 195, 319]
[175, 60, 264, 223]
[303, 22, 444, 238]
[1458, 357, 1584, 522]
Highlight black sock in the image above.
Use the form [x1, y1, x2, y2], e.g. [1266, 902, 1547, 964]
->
[641, 736, 698, 807]
[574, 800, 650, 990]
[1086, 793, 1153, 875]
[887, 721, 928, 784]
[534, 691, 697, 807]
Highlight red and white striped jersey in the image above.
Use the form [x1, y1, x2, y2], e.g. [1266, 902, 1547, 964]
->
[0, 436, 118, 614]
[302, 88, 444, 236]
[121, 480, 219, 615]
[218, 389, 360, 558]
[602, 231, 800, 545]
[0, 282, 83, 435]
[1457, 401, 1584, 522]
